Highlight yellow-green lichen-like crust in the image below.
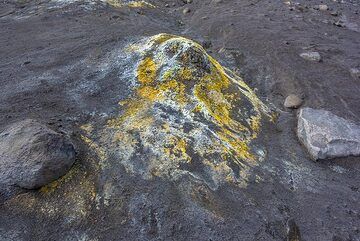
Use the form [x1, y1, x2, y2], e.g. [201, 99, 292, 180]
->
[105, 0, 155, 8]
[87, 33, 273, 189]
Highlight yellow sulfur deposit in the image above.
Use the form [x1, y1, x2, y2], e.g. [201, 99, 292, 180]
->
[106, 0, 155, 8]
[85, 34, 272, 189]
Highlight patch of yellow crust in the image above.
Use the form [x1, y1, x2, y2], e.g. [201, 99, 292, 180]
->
[152, 34, 176, 45]
[80, 135, 107, 162]
[137, 56, 157, 84]
[137, 86, 160, 101]
[106, 0, 155, 8]
[127, 1, 155, 8]
[39, 164, 80, 194]
[164, 137, 191, 163]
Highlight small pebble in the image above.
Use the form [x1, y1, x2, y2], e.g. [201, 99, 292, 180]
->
[284, 94, 303, 109]
[183, 7, 191, 14]
[318, 4, 328, 11]
[300, 52, 321, 62]
[350, 68, 360, 79]
[333, 20, 344, 27]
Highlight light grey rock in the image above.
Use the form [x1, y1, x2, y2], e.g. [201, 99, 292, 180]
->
[350, 68, 360, 79]
[297, 108, 360, 160]
[284, 94, 303, 109]
[183, 7, 191, 14]
[300, 52, 321, 62]
[0, 119, 75, 189]
[318, 4, 329, 11]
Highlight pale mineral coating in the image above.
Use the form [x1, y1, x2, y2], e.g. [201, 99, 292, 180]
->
[81, 34, 273, 189]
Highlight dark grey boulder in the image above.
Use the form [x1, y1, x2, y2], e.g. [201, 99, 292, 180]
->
[297, 108, 360, 160]
[0, 119, 75, 189]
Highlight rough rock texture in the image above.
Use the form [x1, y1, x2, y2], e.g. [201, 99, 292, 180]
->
[297, 108, 360, 160]
[0, 119, 75, 189]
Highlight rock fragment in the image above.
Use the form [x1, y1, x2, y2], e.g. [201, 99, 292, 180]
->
[318, 5, 329, 11]
[284, 94, 303, 109]
[0, 119, 76, 189]
[183, 7, 191, 14]
[300, 51, 321, 62]
[333, 20, 345, 27]
[330, 11, 339, 16]
[297, 108, 360, 160]
[350, 68, 360, 79]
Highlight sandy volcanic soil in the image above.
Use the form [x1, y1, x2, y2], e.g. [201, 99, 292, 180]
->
[0, 0, 359, 240]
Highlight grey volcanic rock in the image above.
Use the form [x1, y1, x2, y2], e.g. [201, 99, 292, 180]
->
[0, 119, 75, 189]
[297, 108, 360, 160]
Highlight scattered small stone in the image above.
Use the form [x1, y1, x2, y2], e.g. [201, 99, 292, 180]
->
[333, 20, 344, 27]
[300, 51, 321, 62]
[0, 119, 76, 189]
[350, 68, 360, 79]
[284, 94, 303, 109]
[183, 7, 191, 14]
[296, 5, 305, 12]
[186, 0, 193, 3]
[330, 11, 339, 16]
[330, 165, 346, 174]
[318, 4, 329, 11]
[297, 108, 360, 160]
[165, 3, 169, 7]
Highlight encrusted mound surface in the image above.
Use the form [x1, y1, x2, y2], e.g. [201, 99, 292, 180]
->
[81, 34, 272, 189]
